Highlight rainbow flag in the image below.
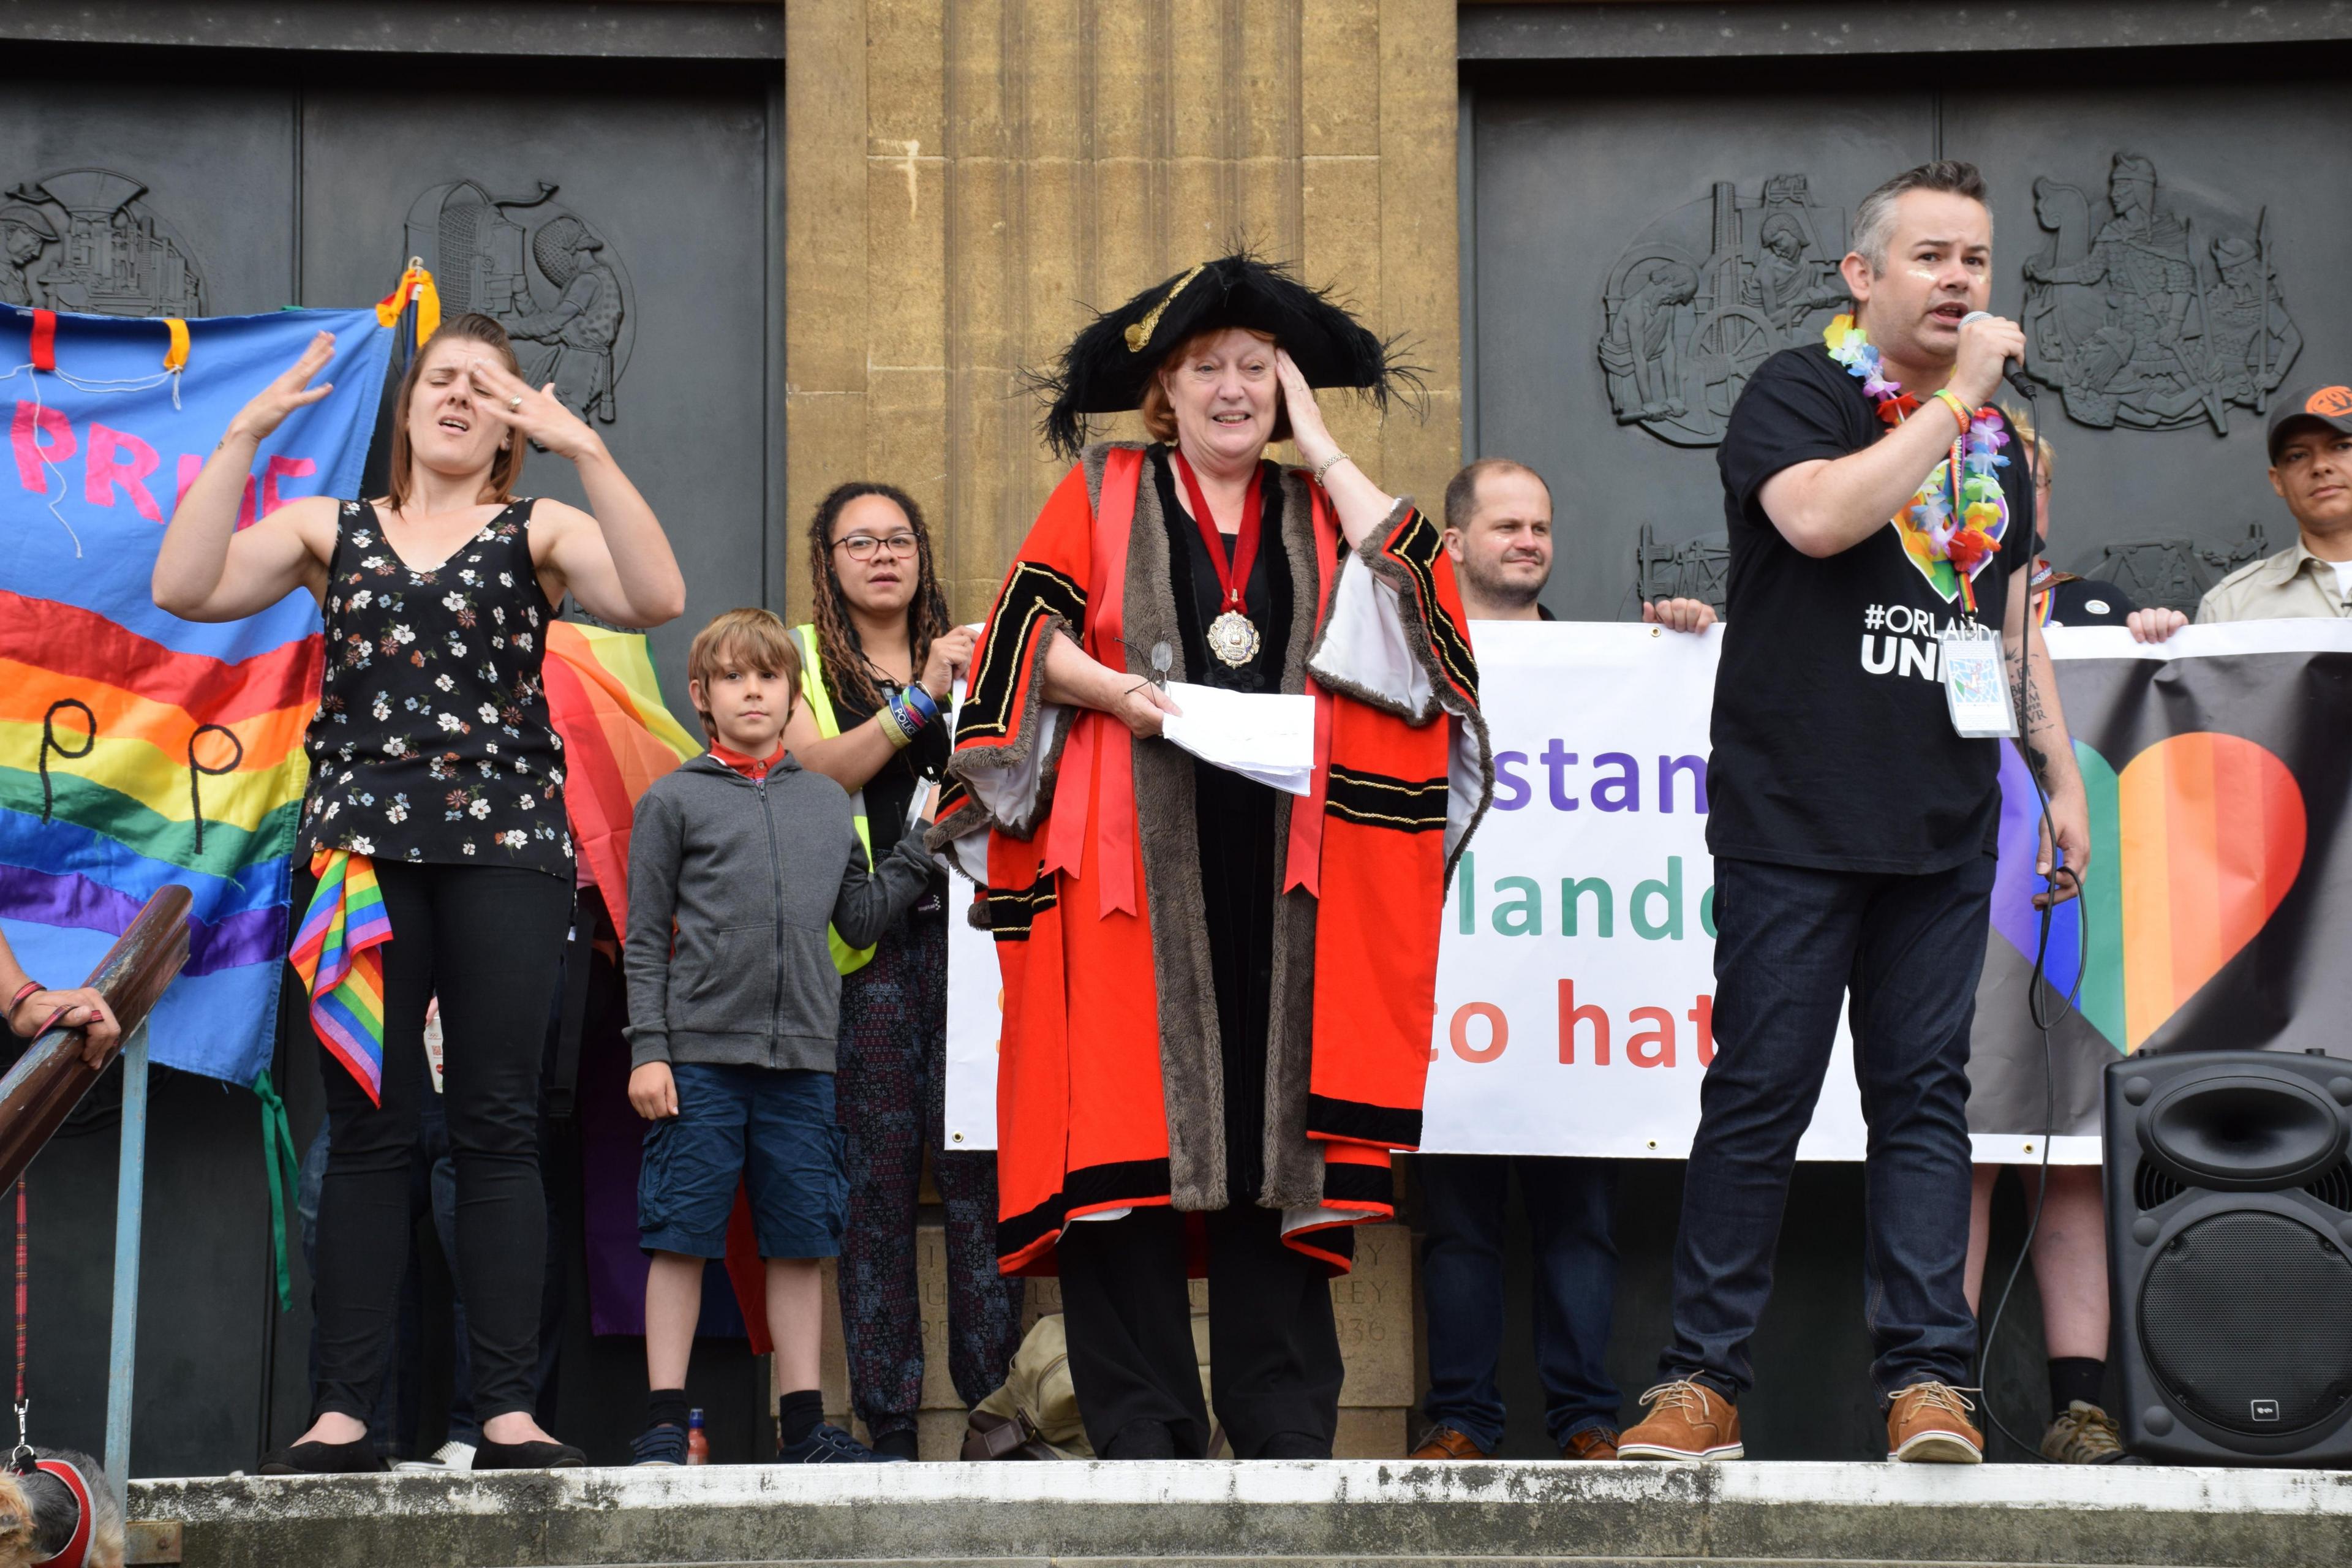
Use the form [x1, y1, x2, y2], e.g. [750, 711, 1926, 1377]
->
[542, 619, 699, 941]
[287, 850, 394, 1102]
[0, 304, 391, 1085]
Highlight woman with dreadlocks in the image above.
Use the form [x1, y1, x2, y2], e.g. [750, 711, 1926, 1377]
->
[778, 482, 1024, 1459]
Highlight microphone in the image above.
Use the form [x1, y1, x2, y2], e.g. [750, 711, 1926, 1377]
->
[1958, 310, 2038, 402]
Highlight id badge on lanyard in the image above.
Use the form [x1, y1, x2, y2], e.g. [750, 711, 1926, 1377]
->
[1940, 624, 2017, 739]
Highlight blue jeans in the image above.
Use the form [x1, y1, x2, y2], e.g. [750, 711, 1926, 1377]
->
[1660, 853, 1994, 1403]
[1418, 1155, 1621, 1449]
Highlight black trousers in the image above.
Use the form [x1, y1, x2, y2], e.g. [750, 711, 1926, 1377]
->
[1058, 1204, 1343, 1458]
[300, 861, 573, 1425]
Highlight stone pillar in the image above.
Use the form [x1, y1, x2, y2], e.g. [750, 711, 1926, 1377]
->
[785, 0, 1462, 622]
[783, 0, 1457, 1461]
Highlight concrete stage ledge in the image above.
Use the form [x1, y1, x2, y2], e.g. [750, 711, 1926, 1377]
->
[133, 1459, 2352, 1568]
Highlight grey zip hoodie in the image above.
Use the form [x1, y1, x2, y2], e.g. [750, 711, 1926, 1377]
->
[624, 751, 938, 1072]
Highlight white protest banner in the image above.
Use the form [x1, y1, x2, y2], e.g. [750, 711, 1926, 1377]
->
[946, 621, 2118, 1161]
[944, 874, 1003, 1150]
[1422, 622, 1867, 1158]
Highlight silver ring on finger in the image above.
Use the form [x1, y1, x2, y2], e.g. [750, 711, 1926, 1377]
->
[508, 394, 524, 411]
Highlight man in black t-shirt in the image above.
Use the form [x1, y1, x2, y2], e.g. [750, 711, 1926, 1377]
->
[1619, 162, 2090, 1467]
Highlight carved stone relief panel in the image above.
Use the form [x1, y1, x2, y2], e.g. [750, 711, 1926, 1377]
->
[1598, 174, 1849, 447]
[2021, 152, 2298, 434]
[2096, 525, 2271, 615]
[1634, 524, 1731, 612]
[404, 180, 634, 424]
[0, 168, 205, 316]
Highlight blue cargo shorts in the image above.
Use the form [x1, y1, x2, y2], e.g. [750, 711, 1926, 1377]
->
[636, 1063, 846, 1260]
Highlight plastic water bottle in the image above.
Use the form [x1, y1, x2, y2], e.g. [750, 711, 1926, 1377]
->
[686, 1408, 709, 1465]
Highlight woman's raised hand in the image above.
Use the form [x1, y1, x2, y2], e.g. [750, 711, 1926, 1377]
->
[225, 331, 336, 444]
[467, 357, 601, 463]
[1273, 349, 1341, 472]
[921, 625, 979, 701]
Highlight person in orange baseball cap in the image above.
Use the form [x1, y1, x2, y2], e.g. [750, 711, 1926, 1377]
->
[2128, 380, 2352, 640]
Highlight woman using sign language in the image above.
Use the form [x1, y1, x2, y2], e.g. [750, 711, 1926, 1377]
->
[155, 314, 684, 1472]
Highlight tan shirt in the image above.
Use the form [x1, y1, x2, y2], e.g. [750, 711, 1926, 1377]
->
[2196, 537, 2352, 624]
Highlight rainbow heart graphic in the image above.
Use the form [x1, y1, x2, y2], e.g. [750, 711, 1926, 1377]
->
[1992, 733, 2306, 1053]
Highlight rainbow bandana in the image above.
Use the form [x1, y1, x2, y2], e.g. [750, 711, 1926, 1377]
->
[288, 848, 394, 1103]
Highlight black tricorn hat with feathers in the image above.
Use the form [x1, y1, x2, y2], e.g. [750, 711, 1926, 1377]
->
[1033, 254, 1412, 460]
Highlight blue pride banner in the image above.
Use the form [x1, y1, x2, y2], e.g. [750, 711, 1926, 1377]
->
[1, 304, 393, 1085]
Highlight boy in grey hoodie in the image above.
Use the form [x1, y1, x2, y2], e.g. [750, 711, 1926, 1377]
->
[625, 608, 941, 1464]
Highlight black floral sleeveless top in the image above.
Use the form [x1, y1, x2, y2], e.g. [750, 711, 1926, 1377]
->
[300, 499, 572, 881]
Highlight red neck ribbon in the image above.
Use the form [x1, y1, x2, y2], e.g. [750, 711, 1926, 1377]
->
[1170, 448, 1265, 614]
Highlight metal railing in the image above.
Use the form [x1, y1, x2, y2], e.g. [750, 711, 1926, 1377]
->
[0, 886, 193, 1510]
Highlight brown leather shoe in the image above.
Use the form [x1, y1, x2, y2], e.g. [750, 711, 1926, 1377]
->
[1560, 1427, 1619, 1461]
[1886, 1382, 1984, 1463]
[1617, 1381, 1742, 1461]
[1408, 1425, 1490, 1460]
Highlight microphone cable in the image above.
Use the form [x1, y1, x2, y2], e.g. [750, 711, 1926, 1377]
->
[1971, 394, 2092, 1462]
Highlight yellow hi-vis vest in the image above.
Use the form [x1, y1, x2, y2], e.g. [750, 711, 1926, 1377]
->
[790, 623, 877, 976]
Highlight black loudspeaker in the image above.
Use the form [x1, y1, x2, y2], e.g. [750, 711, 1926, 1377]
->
[2106, 1049, 2352, 1465]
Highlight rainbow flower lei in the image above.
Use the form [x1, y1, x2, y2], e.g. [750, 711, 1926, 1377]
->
[1823, 313, 2009, 614]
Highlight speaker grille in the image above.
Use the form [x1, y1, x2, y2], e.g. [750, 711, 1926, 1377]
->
[2305, 1163, 2352, 1211]
[2141, 1211, 2352, 1435]
[2136, 1158, 2184, 1210]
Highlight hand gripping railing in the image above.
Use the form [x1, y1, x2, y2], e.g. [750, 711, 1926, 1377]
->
[0, 886, 192, 1189]
[0, 885, 192, 1509]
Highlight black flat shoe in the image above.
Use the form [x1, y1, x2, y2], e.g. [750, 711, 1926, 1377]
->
[473, 1437, 587, 1470]
[258, 1437, 387, 1475]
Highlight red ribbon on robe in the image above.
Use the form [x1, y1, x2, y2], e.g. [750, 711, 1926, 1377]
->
[1044, 447, 1144, 918]
[1046, 454, 1341, 916]
[1282, 482, 1341, 897]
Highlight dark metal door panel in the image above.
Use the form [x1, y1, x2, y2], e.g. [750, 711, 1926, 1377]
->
[1468, 91, 1934, 620]
[299, 86, 771, 731]
[1945, 83, 2351, 598]
[0, 86, 294, 317]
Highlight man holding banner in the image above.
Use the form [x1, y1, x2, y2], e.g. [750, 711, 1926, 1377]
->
[1619, 162, 2090, 1465]
[1411, 458, 1713, 1464]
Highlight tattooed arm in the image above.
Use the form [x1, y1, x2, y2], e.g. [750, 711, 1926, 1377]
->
[2003, 562, 2091, 907]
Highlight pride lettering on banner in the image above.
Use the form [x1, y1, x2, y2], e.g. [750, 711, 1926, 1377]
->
[12, 403, 322, 529]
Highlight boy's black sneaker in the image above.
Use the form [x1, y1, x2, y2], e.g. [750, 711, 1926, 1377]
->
[777, 1423, 907, 1464]
[631, 1422, 690, 1466]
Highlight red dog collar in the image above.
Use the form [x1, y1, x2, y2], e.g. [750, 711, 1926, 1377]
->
[31, 1458, 92, 1568]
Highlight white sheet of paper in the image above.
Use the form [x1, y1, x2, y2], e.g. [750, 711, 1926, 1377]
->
[1158, 681, 1316, 796]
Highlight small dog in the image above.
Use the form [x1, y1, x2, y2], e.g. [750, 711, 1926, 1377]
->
[0, 1449, 124, 1568]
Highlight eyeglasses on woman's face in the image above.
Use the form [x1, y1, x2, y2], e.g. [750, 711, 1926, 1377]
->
[833, 532, 920, 561]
